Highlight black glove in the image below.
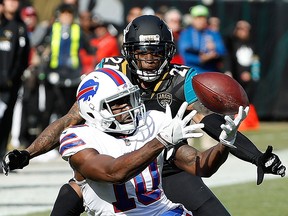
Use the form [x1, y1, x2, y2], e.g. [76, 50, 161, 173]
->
[2, 150, 30, 176]
[256, 146, 286, 185]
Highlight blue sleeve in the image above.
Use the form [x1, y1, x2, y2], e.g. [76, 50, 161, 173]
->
[178, 28, 201, 66]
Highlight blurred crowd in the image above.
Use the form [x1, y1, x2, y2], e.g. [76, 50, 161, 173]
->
[0, 0, 260, 161]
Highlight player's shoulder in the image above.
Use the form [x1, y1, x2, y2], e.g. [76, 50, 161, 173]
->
[60, 124, 100, 141]
[59, 124, 105, 159]
[62, 124, 89, 133]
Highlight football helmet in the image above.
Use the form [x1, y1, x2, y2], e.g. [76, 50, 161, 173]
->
[122, 15, 176, 82]
[76, 68, 146, 134]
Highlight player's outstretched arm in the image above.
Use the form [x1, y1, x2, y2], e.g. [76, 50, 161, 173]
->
[2, 102, 83, 175]
[173, 142, 229, 177]
[173, 107, 248, 177]
[27, 102, 83, 158]
[200, 112, 286, 184]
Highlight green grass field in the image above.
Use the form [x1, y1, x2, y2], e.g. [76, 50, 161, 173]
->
[24, 122, 288, 216]
[211, 178, 288, 216]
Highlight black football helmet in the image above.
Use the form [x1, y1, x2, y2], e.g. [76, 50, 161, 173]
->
[122, 15, 176, 82]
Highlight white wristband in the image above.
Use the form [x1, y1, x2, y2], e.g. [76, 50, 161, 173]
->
[156, 134, 172, 149]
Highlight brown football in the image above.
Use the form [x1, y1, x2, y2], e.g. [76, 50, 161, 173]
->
[192, 72, 249, 115]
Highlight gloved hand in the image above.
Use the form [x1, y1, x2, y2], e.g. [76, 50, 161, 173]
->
[156, 102, 204, 149]
[219, 106, 249, 148]
[2, 149, 30, 176]
[256, 145, 286, 185]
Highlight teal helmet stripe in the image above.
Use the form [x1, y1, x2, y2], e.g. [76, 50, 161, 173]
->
[184, 68, 198, 104]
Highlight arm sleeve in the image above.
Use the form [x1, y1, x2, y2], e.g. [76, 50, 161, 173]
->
[200, 113, 263, 165]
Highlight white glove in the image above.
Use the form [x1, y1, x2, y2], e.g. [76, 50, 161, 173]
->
[219, 106, 249, 148]
[156, 102, 204, 149]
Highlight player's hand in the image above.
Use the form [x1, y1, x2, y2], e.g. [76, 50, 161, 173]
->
[2, 149, 30, 176]
[256, 145, 286, 185]
[156, 102, 204, 149]
[219, 106, 249, 148]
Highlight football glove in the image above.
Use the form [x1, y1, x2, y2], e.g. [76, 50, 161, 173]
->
[2, 149, 30, 176]
[156, 102, 204, 149]
[256, 145, 286, 185]
[219, 106, 249, 148]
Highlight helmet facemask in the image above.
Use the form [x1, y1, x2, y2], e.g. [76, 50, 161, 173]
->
[123, 43, 175, 82]
[100, 86, 146, 134]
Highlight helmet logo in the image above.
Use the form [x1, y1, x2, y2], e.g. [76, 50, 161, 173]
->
[77, 79, 99, 102]
[156, 92, 172, 108]
[139, 34, 160, 44]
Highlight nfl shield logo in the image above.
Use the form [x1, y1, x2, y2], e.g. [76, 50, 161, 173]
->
[156, 92, 172, 108]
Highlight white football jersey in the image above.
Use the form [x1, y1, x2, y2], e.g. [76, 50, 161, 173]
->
[59, 110, 190, 216]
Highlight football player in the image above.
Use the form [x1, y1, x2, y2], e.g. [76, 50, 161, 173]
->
[2, 15, 286, 216]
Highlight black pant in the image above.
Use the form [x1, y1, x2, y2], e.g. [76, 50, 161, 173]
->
[162, 171, 231, 216]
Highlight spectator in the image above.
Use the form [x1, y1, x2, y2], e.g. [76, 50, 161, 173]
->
[164, 7, 184, 64]
[178, 5, 226, 73]
[126, 6, 142, 25]
[13, 5, 41, 148]
[79, 15, 121, 75]
[208, 16, 221, 32]
[178, 5, 227, 148]
[40, 3, 93, 128]
[0, 0, 30, 167]
[224, 20, 260, 130]
[78, 10, 94, 74]
[90, 16, 120, 64]
[78, 10, 93, 39]
[118, 6, 142, 47]
[16, 5, 53, 148]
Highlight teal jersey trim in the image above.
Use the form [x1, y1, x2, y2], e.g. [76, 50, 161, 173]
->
[184, 68, 198, 104]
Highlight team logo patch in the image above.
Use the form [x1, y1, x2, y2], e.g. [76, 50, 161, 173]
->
[77, 79, 99, 101]
[156, 92, 172, 108]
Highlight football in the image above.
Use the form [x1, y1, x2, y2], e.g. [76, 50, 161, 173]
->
[192, 72, 249, 115]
